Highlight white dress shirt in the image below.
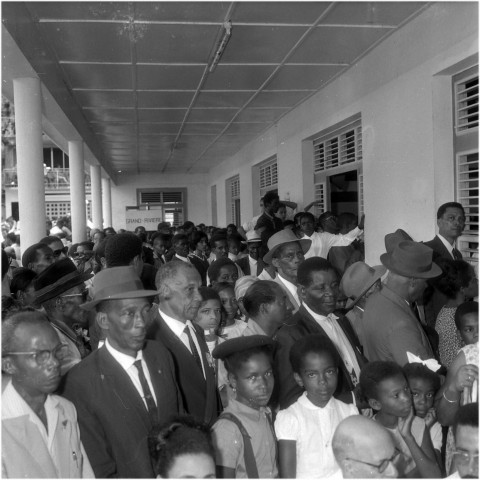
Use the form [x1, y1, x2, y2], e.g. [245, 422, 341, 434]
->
[303, 227, 362, 259]
[158, 308, 206, 378]
[277, 274, 300, 307]
[437, 234, 455, 259]
[105, 339, 158, 408]
[303, 303, 361, 385]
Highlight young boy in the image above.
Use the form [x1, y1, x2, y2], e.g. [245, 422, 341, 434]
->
[455, 301, 478, 346]
[211, 336, 278, 478]
[360, 361, 441, 478]
[207, 257, 239, 287]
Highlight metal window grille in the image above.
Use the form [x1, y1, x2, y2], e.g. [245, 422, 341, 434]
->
[455, 75, 479, 133]
[314, 182, 326, 217]
[358, 172, 364, 216]
[456, 151, 479, 265]
[227, 175, 241, 225]
[313, 121, 362, 172]
[139, 191, 183, 204]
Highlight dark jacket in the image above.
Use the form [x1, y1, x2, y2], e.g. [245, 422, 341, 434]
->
[236, 256, 266, 277]
[61, 340, 182, 478]
[273, 305, 367, 410]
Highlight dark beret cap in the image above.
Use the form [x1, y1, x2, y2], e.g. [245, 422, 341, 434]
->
[212, 335, 275, 360]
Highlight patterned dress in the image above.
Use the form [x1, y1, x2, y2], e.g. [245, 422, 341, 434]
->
[435, 306, 464, 368]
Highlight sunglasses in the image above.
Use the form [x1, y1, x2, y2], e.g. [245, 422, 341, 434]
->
[52, 246, 68, 258]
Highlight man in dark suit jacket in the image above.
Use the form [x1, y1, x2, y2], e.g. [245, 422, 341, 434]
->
[61, 267, 183, 478]
[424, 202, 466, 325]
[148, 261, 221, 426]
[274, 257, 367, 410]
[236, 230, 267, 277]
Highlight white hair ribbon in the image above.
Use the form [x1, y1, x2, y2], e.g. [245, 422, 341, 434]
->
[406, 352, 441, 372]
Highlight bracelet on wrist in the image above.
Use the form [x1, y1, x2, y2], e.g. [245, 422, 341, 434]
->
[443, 391, 459, 403]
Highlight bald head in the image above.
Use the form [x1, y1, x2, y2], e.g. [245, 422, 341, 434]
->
[332, 416, 398, 478]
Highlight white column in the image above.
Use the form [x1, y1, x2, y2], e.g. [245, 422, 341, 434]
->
[13, 77, 45, 253]
[69, 141, 87, 243]
[90, 165, 102, 230]
[102, 177, 112, 228]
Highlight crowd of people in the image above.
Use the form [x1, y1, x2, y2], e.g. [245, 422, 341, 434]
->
[1, 194, 478, 479]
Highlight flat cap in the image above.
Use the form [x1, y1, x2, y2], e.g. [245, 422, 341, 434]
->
[212, 335, 275, 360]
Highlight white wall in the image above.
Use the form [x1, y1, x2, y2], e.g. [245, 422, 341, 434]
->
[110, 172, 209, 230]
[207, 2, 478, 265]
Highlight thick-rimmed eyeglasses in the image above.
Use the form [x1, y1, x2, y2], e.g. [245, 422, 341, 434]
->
[346, 448, 402, 474]
[3, 343, 69, 366]
[453, 451, 479, 466]
[52, 246, 68, 258]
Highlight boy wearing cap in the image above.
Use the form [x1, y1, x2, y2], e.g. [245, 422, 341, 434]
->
[211, 336, 278, 478]
[61, 266, 182, 478]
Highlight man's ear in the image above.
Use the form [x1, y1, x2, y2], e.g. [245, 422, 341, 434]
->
[96, 311, 109, 332]
[55, 297, 64, 311]
[271, 257, 280, 270]
[157, 283, 170, 299]
[293, 372, 304, 388]
[100, 257, 107, 269]
[297, 285, 306, 301]
[368, 397, 381, 411]
[259, 302, 269, 315]
[2, 357, 16, 376]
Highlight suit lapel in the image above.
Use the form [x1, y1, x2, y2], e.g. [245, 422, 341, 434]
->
[274, 275, 300, 313]
[97, 347, 151, 430]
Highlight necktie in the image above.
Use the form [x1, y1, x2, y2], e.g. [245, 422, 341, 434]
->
[453, 248, 462, 260]
[134, 359, 158, 426]
[184, 325, 203, 373]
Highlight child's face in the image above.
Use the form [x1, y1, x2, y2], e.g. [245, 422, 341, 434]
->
[195, 299, 221, 333]
[216, 265, 238, 286]
[230, 352, 274, 410]
[373, 374, 412, 418]
[174, 238, 189, 257]
[219, 288, 238, 317]
[294, 352, 338, 408]
[195, 238, 208, 253]
[228, 241, 240, 256]
[458, 312, 479, 345]
[409, 377, 435, 418]
[153, 238, 166, 256]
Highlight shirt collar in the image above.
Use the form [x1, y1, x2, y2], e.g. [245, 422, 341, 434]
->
[159, 307, 191, 337]
[437, 234, 455, 253]
[227, 398, 271, 420]
[2, 378, 59, 420]
[175, 254, 190, 263]
[303, 302, 337, 322]
[298, 391, 334, 410]
[277, 273, 297, 293]
[105, 338, 143, 371]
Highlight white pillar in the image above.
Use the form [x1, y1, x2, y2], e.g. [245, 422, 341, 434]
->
[69, 141, 87, 243]
[102, 177, 112, 228]
[90, 165, 102, 230]
[13, 77, 45, 253]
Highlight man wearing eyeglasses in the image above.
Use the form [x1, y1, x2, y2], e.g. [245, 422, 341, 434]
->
[332, 415, 400, 478]
[2, 311, 94, 478]
[34, 258, 93, 375]
[450, 403, 478, 478]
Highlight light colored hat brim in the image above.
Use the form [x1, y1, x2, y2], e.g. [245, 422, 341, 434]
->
[263, 237, 311, 265]
[380, 252, 442, 279]
[346, 264, 387, 308]
[81, 289, 159, 310]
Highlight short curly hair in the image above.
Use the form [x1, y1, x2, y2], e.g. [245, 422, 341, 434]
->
[359, 361, 405, 401]
[403, 363, 441, 393]
[429, 258, 473, 299]
[148, 415, 214, 478]
[289, 334, 340, 374]
[105, 233, 142, 267]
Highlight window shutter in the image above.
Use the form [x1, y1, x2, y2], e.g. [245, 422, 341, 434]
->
[259, 157, 278, 189]
[456, 152, 479, 265]
[358, 172, 364, 216]
[455, 75, 479, 133]
[140, 191, 162, 204]
[314, 182, 326, 217]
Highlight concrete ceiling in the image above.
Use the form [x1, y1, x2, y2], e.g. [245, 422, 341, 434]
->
[2, 1, 429, 179]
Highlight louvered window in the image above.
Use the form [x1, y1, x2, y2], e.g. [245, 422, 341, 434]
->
[455, 75, 479, 133]
[314, 183, 326, 217]
[137, 188, 186, 227]
[314, 120, 362, 172]
[456, 152, 479, 264]
[226, 175, 241, 225]
[259, 158, 278, 189]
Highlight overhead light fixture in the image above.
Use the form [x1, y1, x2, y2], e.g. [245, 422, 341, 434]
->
[209, 21, 232, 73]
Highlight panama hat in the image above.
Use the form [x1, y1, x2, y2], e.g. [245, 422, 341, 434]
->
[81, 266, 158, 310]
[380, 241, 441, 279]
[340, 261, 387, 308]
[263, 230, 311, 265]
[242, 230, 262, 244]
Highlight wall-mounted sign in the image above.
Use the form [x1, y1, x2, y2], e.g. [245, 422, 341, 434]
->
[125, 208, 163, 230]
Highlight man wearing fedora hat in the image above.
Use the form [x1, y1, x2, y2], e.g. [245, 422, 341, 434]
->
[34, 258, 94, 375]
[61, 266, 182, 478]
[263, 229, 311, 314]
[362, 241, 441, 366]
[236, 230, 267, 277]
